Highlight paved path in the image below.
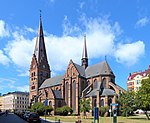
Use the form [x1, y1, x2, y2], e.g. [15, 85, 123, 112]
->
[0, 113, 28, 123]
[0, 113, 72, 123]
[0, 113, 62, 123]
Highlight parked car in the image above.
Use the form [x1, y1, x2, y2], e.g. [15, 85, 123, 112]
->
[28, 112, 41, 123]
[23, 111, 30, 120]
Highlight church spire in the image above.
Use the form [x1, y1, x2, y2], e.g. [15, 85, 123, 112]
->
[29, 14, 50, 105]
[81, 35, 88, 69]
[34, 14, 48, 63]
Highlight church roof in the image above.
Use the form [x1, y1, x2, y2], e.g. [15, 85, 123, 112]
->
[85, 61, 114, 78]
[39, 75, 64, 89]
[73, 62, 86, 77]
[86, 88, 116, 97]
[53, 90, 63, 99]
[101, 89, 116, 96]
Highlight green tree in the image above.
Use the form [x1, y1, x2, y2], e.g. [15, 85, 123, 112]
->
[80, 98, 91, 118]
[44, 106, 53, 115]
[117, 91, 136, 117]
[135, 75, 150, 120]
[56, 106, 73, 116]
[30, 102, 53, 116]
[99, 106, 109, 116]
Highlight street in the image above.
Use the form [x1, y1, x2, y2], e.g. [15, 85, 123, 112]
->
[0, 113, 28, 123]
[0, 113, 58, 123]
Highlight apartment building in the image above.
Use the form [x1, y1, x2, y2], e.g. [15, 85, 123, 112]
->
[1, 91, 29, 112]
[127, 65, 150, 92]
[0, 96, 3, 111]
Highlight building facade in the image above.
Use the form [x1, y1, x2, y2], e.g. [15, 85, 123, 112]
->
[127, 65, 150, 92]
[0, 96, 3, 111]
[1, 92, 29, 112]
[29, 16, 126, 115]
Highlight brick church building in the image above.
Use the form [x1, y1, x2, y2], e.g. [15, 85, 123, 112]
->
[29, 16, 126, 115]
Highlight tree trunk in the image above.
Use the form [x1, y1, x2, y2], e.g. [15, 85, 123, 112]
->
[145, 111, 150, 120]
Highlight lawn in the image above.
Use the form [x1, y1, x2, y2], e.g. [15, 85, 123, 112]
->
[41, 114, 150, 123]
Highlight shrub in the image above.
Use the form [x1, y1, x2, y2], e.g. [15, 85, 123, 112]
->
[56, 106, 73, 116]
[99, 106, 109, 116]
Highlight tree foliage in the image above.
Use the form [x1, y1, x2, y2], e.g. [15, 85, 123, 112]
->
[30, 102, 53, 116]
[117, 91, 136, 117]
[80, 98, 91, 118]
[56, 106, 73, 116]
[135, 75, 150, 120]
[99, 106, 109, 116]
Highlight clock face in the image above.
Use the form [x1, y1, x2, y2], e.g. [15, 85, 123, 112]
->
[33, 65, 35, 68]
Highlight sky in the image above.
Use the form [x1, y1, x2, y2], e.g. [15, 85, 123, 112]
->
[0, 0, 150, 94]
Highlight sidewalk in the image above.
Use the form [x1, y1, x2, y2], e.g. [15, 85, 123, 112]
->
[41, 118, 75, 123]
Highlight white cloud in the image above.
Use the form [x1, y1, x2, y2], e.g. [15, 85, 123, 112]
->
[114, 41, 145, 66]
[2, 16, 145, 76]
[5, 32, 34, 68]
[0, 50, 10, 65]
[136, 17, 149, 27]
[16, 85, 29, 92]
[0, 20, 10, 37]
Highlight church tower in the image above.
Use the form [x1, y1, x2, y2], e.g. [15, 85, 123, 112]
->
[81, 35, 88, 69]
[29, 15, 50, 105]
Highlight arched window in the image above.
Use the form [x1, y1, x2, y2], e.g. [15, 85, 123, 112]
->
[72, 80, 76, 112]
[101, 78, 106, 89]
[49, 101, 52, 107]
[108, 97, 112, 106]
[65, 82, 69, 105]
[58, 100, 61, 107]
[45, 90, 48, 98]
[93, 79, 98, 89]
[101, 99, 104, 107]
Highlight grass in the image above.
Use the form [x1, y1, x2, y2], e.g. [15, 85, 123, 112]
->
[41, 114, 150, 123]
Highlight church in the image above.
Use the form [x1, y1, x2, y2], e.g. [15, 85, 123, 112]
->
[29, 16, 126, 115]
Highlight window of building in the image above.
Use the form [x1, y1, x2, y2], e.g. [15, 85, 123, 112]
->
[136, 80, 140, 84]
[58, 100, 61, 107]
[49, 101, 52, 107]
[32, 86, 35, 90]
[108, 97, 112, 106]
[93, 79, 98, 89]
[101, 78, 106, 89]
[65, 82, 69, 105]
[45, 90, 48, 98]
[72, 80, 76, 111]
[101, 99, 104, 107]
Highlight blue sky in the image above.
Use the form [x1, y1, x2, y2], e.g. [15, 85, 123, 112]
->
[0, 0, 150, 94]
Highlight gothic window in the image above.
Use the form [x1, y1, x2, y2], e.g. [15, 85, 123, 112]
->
[32, 73, 33, 77]
[45, 90, 48, 98]
[101, 78, 106, 89]
[31, 86, 35, 90]
[72, 80, 76, 112]
[108, 97, 112, 106]
[34, 72, 35, 76]
[49, 101, 52, 107]
[65, 82, 68, 105]
[58, 100, 61, 107]
[101, 99, 104, 107]
[93, 79, 98, 89]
